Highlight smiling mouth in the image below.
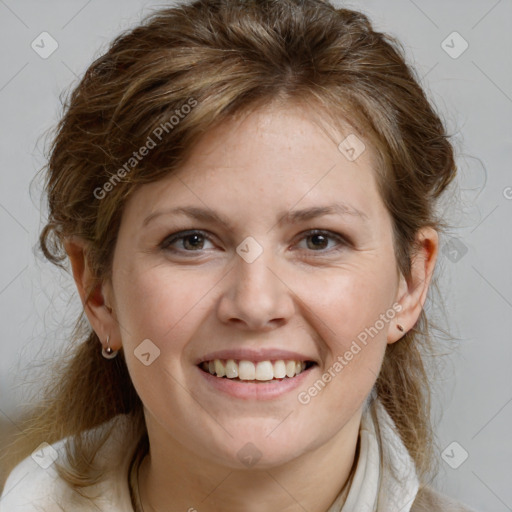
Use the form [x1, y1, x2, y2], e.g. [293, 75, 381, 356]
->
[198, 359, 317, 382]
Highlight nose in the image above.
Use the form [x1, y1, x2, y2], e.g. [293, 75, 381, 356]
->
[216, 249, 295, 331]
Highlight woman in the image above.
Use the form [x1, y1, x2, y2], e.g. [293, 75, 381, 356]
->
[0, 0, 477, 510]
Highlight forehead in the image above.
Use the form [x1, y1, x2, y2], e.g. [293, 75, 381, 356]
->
[122, 104, 387, 227]
[183, 102, 371, 168]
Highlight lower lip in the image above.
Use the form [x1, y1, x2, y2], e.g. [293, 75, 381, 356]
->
[196, 365, 315, 400]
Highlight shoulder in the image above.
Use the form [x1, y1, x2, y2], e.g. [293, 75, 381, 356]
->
[0, 436, 74, 511]
[0, 414, 138, 512]
[412, 486, 479, 512]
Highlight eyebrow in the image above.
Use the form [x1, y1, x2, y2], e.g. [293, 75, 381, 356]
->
[142, 203, 368, 229]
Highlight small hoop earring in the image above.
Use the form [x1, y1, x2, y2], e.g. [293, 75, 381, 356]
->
[397, 324, 405, 333]
[102, 335, 118, 359]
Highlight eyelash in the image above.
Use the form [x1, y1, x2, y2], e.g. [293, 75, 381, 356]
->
[159, 229, 349, 256]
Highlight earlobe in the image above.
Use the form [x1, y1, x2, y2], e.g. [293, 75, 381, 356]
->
[64, 237, 120, 351]
[388, 227, 439, 344]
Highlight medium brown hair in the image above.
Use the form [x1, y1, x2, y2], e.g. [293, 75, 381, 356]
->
[3, 0, 456, 496]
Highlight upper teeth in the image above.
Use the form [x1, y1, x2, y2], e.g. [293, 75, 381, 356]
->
[201, 359, 308, 380]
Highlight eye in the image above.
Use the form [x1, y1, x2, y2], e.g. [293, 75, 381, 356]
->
[160, 230, 215, 253]
[159, 229, 349, 256]
[295, 230, 348, 253]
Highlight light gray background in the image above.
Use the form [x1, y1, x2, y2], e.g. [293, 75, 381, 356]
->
[0, 0, 510, 510]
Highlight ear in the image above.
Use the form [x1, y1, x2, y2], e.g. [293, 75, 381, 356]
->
[388, 226, 439, 344]
[64, 237, 121, 351]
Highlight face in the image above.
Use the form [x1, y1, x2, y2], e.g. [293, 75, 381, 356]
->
[108, 104, 404, 469]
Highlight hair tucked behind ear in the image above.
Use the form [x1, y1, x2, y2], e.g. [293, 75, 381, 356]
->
[2, 0, 456, 494]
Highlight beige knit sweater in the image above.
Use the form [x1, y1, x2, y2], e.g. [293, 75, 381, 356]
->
[0, 399, 478, 511]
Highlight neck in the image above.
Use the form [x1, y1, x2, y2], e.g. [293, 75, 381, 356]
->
[137, 412, 362, 512]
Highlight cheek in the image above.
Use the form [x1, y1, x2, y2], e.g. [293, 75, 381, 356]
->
[112, 265, 212, 404]
[298, 261, 397, 366]
[294, 268, 396, 414]
[113, 263, 218, 348]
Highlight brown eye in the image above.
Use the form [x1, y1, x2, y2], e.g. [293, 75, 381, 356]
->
[306, 233, 329, 250]
[181, 233, 205, 250]
[161, 230, 214, 252]
[296, 230, 348, 253]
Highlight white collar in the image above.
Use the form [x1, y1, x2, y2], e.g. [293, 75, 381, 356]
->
[327, 398, 420, 512]
[0, 398, 419, 511]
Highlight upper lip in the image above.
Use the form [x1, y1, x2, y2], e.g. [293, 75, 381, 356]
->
[196, 348, 318, 365]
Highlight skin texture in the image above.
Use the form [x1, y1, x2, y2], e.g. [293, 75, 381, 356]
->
[66, 104, 438, 512]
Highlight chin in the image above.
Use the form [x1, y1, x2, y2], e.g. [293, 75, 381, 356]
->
[205, 429, 308, 470]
